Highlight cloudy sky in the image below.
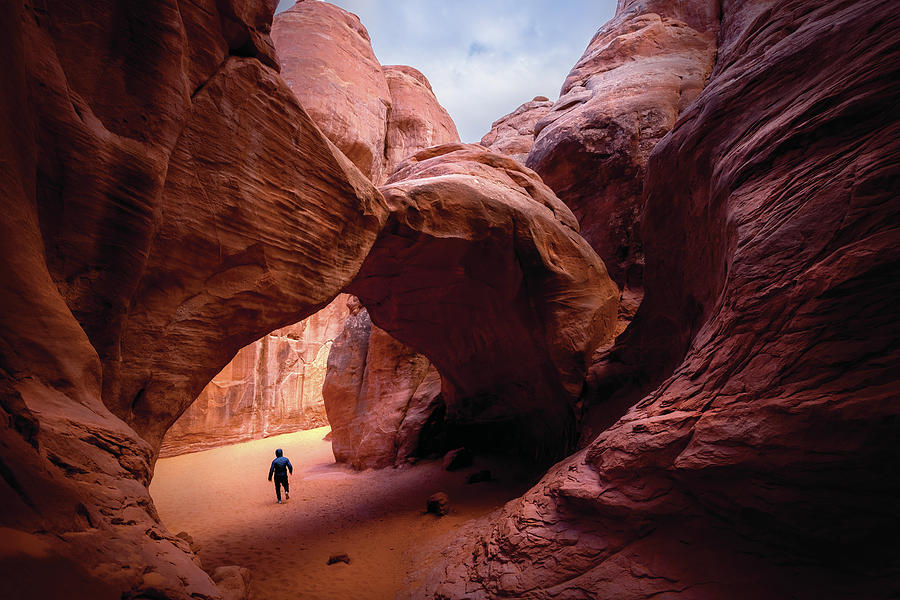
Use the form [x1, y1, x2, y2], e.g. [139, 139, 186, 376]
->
[274, 0, 617, 142]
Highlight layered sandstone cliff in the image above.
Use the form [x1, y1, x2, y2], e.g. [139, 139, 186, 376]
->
[160, 296, 350, 457]
[403, 1, 900, 598]
[527, 0, 719, 304]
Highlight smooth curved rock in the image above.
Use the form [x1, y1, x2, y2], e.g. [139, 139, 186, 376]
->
[272, 0, 391, 181]
[349, 144, 619, 461]
[0, 1, 387, 598]
[526, 0, 718, 294]
[160, 295, 351, 457]
[480, 96, 554, 164]
[322, 297, 442, 469]
[404, 1, 900, 598]
[384, 65, 460, 178]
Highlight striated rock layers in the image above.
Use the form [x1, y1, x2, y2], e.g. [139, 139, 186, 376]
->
[161, 296, 351, 457]
[322, 297, 443, 469]
[347, 144, 619, 463]
[527, 0, 719, 298]
[480, 96, 554, 164]
[272, 1, 459, 183]
[404, 1, 900, 598]
[0, 0, 387, 598]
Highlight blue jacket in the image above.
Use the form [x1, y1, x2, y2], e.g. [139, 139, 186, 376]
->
[268, 456, 293, 480]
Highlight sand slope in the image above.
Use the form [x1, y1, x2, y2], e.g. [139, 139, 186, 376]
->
[150, 427, 530, 599]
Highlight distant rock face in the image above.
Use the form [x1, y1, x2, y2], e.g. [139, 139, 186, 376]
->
[272, 0, 391, 181]
[480, 96, 553, 163]
[322, 297, 442, 469]
[161, 296, 350, 457]
[0, 1, 387, 598]
[349, 144, 619, 461]
[383, 65, 460, 177]
[527, 0, 718, 295]
[403, 1, 900, 598]
[272, 3, 459, 184]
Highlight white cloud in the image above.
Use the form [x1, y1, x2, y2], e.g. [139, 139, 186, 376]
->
[275, 0, 617, 142]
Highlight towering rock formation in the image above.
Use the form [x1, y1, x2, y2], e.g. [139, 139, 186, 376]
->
[480, 96, 554, 163]
[527, 0, 719, 302]
[345, 144, 619, 462]
[272, 1, 460, 184]
[160, 296, 350, 457]
[383, 65, 461, 175]
[403, 1, 900, 598]
[0, 0, 388, 597]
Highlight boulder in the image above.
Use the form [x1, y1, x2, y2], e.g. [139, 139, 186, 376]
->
[402, 1, 900, 598]
[442, 448, 473, 471]
[426, 493, 450, 516]
[480, 96, 554, 163]
[326, 553, 351, 566]
[210, 566, 251, 600]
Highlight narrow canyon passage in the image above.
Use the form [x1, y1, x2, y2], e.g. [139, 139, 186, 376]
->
[150, 427, 533, 599]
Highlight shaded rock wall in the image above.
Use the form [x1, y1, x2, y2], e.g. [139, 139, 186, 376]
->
[348, 144, 619, 462]
[160, 296, 350, 457]
[404, 1, 900, 598]
[527, 0, 719, 299]
[480, 96, 554, 164]
[322, 297, 442, 469]
[0, 0, 387, 597]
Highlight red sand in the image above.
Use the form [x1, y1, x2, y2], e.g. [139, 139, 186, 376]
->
[150, 426, 531, 599]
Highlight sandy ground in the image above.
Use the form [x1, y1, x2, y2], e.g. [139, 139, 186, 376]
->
[150, 426, 532, 599]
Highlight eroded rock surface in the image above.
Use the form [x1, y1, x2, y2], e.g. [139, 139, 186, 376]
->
[480, 96, 554, 163]
[161, 296, 351, 457]
[349, 144, 619, 461]
[273, 3, 459, 184]
[527, 0, 719, 296]
[272, 0, 391, 181]
[0, 1, 386, 598]
[404, 1, 900, 598]
[384, 65, 461, 177]
[322, 297, 442, 469]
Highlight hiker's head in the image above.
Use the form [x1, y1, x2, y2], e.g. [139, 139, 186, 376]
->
[275, 448, 283, 457]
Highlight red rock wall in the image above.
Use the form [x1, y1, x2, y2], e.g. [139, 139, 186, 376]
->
[272, 1, 460, 184]
[480, 96, 554, 164]
[160, 296, 351, 457]
[403, 1, 900, 598]
[527, 0, 719, 299]
[0, 0, 387, 597]
[322, 297, 442, 469]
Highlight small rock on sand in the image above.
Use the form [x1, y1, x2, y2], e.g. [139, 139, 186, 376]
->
[327, 553, 351, 565]
[442, 447, 473, 471]
[427, 492, 450, 516]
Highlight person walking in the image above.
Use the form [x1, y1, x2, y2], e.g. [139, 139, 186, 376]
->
[268, 448, 293, 504]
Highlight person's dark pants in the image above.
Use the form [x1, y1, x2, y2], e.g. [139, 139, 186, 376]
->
[274, 474, 289, 501]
